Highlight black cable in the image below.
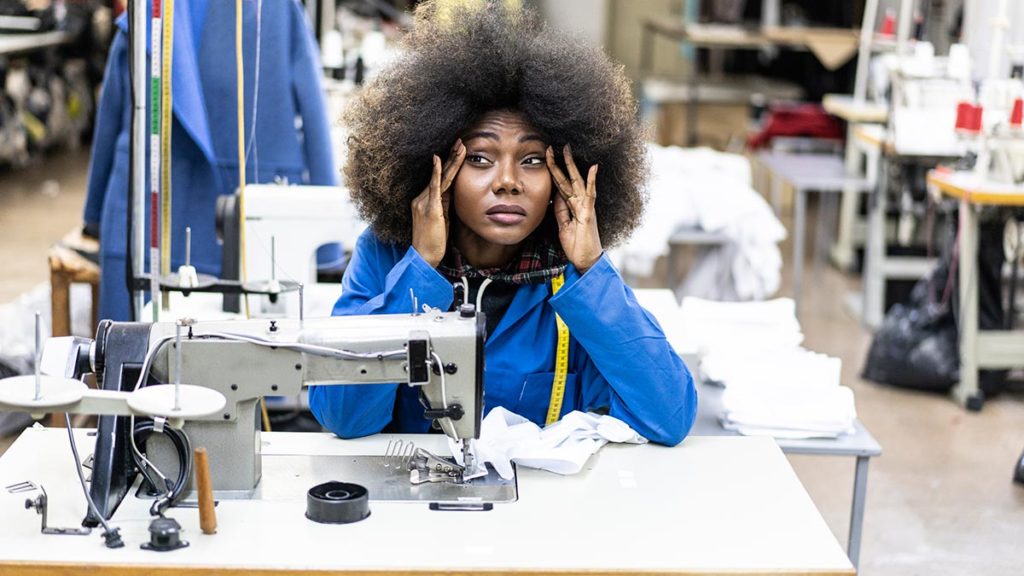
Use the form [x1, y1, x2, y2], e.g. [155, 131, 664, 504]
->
[64, 413, 124, 548]
[132, 419, 193, 517]
[1008, 225, 1020, 331]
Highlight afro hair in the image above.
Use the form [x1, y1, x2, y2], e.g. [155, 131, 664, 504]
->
[342, 0, 648, 247]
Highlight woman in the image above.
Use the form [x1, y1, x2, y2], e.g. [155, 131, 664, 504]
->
[309, 0, 697, 445]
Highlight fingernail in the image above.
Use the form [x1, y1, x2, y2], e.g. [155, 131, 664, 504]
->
[564, 143, 571, 154]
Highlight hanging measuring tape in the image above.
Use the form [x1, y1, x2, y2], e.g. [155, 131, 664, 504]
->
[159, 0, 174, 294]
[545, 273, 569, 425]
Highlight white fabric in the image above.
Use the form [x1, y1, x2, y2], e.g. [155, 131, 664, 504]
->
[0, 282, 92, 438]
[678, 297, 804, 358]
[453, 407, 647, 480]
[721, 384, 857, 439]
[703, 348, 841, 390]
[610, 145, 786, 300]
[676, 297, 855, 439]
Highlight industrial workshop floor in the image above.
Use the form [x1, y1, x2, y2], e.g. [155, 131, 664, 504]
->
[0, 150, 1022, 575]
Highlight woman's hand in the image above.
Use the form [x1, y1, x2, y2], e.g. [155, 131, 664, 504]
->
[411, 139, 466, 267]
[547, 144, 602, 273]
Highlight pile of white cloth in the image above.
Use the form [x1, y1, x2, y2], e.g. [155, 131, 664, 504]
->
[680, 297, 856, 439]
[610, 145, 786, 301]
[678, 296, 804, 360]
[720, 384, 856, 439]
[452, 407, 647, 480]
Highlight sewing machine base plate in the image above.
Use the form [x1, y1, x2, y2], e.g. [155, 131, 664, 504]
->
[249, 454, 517, 504]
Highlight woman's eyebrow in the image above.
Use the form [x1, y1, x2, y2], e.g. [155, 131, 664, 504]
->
[463, 131, 499, 142]
[519, 133, 544, 143]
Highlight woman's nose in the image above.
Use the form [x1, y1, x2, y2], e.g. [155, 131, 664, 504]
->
[493, 160, 520, 195]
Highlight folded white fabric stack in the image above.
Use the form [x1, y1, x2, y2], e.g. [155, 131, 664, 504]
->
[703, 347, 841, 390]
[721, 384, 857, 439]
[680, 297, 856, 439]
[679, 296, 804, 358]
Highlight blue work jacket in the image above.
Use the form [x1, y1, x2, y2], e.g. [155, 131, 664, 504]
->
[83, 0, 336, 321]
[308, 229, 698, 446]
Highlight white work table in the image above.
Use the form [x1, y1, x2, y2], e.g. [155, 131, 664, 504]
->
[0, 427, 854, 575]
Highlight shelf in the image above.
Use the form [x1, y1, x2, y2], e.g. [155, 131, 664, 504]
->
[823, 94, 888, 123]
[642, 75, 803, 105]
[644, 18, 860, 70]
[0, 31, 71, 56]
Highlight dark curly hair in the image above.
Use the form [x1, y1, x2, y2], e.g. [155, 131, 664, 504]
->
[343, 0, 648, 247]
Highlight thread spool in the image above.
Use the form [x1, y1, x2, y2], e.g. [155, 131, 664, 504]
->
[306, 482, 370, 524]
[955, 102, 983, 134]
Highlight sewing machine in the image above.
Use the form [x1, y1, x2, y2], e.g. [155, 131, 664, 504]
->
[9, 306, 487, 524]
[216, 184, 367, 318]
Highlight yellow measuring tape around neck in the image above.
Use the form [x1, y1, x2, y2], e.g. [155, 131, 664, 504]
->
[545, 273, 569, 425]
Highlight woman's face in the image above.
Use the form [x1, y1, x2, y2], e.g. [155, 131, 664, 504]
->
[451, 109, 552, 251]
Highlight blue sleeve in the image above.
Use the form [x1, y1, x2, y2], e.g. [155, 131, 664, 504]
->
[550, 254, 697, 446]
[308, 230, 454, 437]
[290, 0, 337, 186]
[83, 31, 128, 229]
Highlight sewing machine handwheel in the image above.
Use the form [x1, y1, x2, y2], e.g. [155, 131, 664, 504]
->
[0, 375, 87, 408]
[126, 384, 227, 419]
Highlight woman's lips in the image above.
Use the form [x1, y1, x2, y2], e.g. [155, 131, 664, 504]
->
[486, 204, 527, 225]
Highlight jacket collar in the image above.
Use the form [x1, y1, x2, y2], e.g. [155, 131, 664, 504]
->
[487, 281, 551, 344]
[116, 1, 215, 163]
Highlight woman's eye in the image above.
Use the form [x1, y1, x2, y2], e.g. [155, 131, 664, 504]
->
[466, 154, 491, 165]
[522, 156, 544, 166]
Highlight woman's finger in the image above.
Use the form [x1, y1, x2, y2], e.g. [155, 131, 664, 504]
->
[586, 165, 598, 200]
[430, 154, 442, 204]
[546, 146, 571, 194]
[440, 140, 466, 192]
[563, 144, 585, 193]
[552, 187, 573, 227]
[546, 146, 576, 220]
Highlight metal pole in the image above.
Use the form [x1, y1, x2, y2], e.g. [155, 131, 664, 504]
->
[853, 0, 880, 103]
[174, 322, 182, 411]
[896, 0, 914, 55]
[33, 311, 41, 401]
[131, 0, 147, 318]
[847, 456, 870, 568]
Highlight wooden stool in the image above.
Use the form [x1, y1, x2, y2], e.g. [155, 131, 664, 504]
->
[48, 229, 100, 338]
[47, 229, 99, 428]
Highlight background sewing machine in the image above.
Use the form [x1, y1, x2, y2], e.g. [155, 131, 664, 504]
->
[144, 183, 367, 322]
[216, 183, 368, 319]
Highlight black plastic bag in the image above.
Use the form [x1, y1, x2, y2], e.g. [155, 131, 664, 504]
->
[863, 215, 1009, 393]
[862, 264, 959, 390]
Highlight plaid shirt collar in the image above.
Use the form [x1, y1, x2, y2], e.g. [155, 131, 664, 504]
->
[437, 237, 567, 286]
